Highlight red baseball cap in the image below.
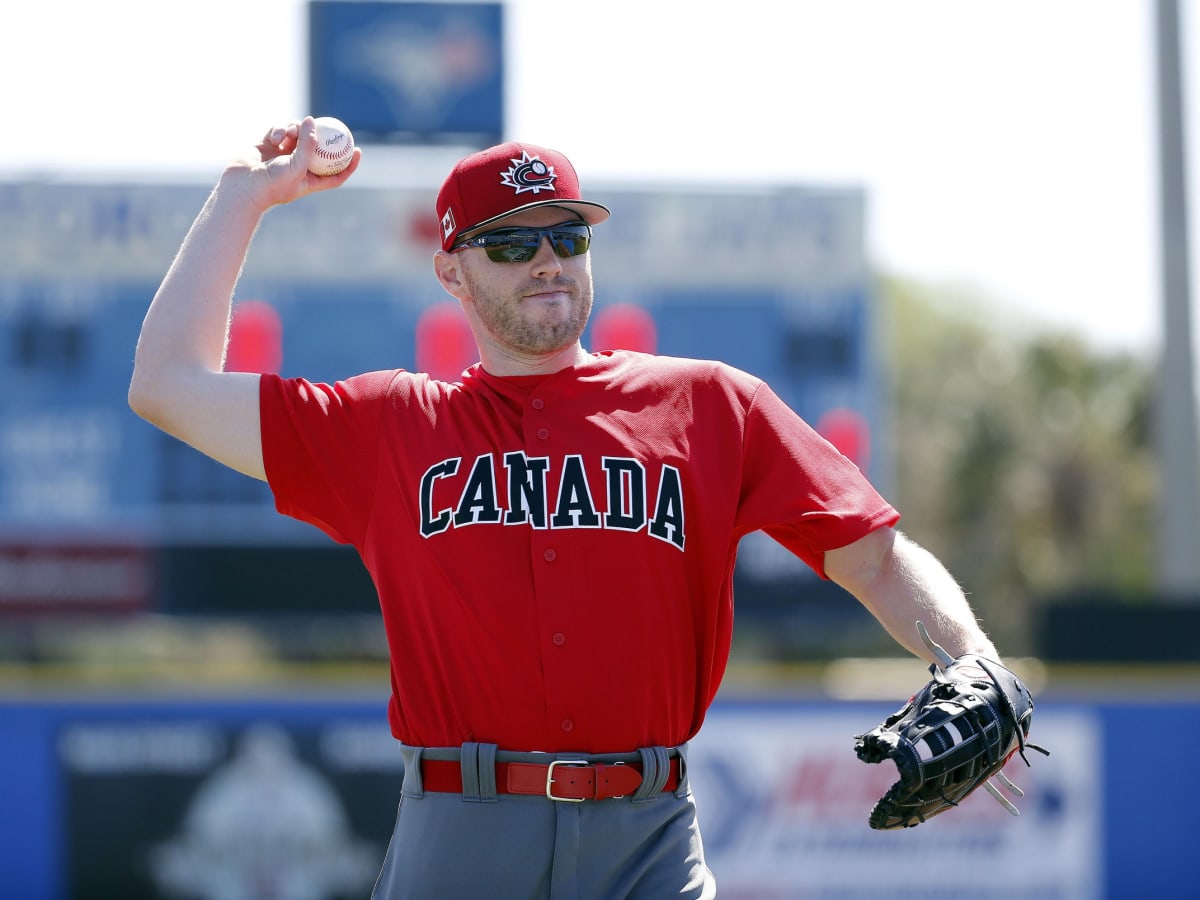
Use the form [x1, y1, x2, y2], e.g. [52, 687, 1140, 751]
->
[435, 142, 611, 251]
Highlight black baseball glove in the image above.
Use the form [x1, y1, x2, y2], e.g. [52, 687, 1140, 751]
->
[853, 622, 1049, 830]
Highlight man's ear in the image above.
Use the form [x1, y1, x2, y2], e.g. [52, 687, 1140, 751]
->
[433, 250, 469, 299]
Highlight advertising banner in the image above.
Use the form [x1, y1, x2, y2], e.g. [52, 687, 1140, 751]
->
[59, 717, 400, 899]
[49, 704, 1102, 899]
[688, 705, 1102, 899]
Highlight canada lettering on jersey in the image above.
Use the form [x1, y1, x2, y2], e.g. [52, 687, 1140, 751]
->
[418, 452, 686, 550]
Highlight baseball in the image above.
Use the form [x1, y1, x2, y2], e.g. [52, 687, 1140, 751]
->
[309, 116, 355, 176]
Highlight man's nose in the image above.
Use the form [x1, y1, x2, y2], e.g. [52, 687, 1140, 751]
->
[530, 236, 564, 273]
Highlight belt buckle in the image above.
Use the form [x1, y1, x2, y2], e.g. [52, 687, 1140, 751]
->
[545, 759, 590, 802]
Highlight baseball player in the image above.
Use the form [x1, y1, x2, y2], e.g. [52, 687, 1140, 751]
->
[129, 117, 1003, 898]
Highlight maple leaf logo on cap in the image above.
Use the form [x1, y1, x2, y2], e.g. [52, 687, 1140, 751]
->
[500, 151, 558, 195]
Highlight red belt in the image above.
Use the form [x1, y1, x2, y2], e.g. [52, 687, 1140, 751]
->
[420, 757, 682, 802]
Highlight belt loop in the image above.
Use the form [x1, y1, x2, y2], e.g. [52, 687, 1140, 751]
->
[477, 743, 498, 801]
[673, 743, 690, 797]
[400, 745, 425, 798]
[460, 742, 483, 802]
[634, 746, 670, 800]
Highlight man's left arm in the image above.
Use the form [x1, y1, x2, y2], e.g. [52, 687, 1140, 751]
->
[823, 525, 1000, 662]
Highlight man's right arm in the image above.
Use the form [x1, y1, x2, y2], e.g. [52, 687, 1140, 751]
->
[127, 117, 361, 481]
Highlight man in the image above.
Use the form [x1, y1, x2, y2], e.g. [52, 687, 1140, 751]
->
[130, 117, 1002, 898]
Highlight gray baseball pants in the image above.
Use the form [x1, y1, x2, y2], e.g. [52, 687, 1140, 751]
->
[371, 742, 716, 899]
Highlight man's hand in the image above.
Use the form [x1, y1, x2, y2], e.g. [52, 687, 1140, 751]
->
[229, 116, 362, 210]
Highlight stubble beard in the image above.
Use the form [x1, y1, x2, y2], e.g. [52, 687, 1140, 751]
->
[465, 269, 594, 356]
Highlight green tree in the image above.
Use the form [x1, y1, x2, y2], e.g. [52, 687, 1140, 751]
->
[880, 276, 1157, 652]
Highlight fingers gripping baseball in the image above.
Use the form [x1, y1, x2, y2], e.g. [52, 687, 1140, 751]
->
[248, 117, 360, 202]
[298, 116, 359, 183]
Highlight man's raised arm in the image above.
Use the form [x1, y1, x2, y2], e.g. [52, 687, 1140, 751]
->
[127, 116, 360, 480]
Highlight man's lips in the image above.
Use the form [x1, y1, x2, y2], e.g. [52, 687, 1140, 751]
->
[523, 289, 570, 302]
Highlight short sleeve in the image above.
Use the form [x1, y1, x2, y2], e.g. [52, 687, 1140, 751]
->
[259, 370, 398, 546]
[737, 383, 899, 577]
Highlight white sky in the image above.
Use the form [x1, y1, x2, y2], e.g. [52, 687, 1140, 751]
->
[4, 0, 1199, 359]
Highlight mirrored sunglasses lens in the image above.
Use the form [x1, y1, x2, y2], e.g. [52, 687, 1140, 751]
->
[548, 229, 591, 258]
[483, 239, 540, 263]
[480, 241, 537, 262]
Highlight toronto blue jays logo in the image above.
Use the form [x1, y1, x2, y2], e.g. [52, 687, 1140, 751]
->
[499, 152, 558, 195]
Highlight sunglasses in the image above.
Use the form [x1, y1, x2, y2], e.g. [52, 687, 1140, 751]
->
[451, 223, 592, 263]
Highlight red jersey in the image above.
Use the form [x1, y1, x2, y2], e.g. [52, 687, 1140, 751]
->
[260, 350, 898, 753]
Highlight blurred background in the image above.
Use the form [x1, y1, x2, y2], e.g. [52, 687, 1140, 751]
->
[1, 1, 1198, 897]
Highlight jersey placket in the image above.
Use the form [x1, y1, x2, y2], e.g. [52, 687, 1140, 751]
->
[522, 390, 583, 743]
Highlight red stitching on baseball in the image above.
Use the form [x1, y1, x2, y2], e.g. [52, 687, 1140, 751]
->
[316, 143, 350, 159]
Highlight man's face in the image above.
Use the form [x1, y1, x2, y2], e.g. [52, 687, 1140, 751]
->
[453, 206, 595, 357]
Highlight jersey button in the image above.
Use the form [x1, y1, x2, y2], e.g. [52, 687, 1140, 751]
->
[531, 398, 545, 410]
[561, 719, 574, 733]
[536, 427, 549, 440]
[543, 549, 557, 562]
[552, 632, 566, 646]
